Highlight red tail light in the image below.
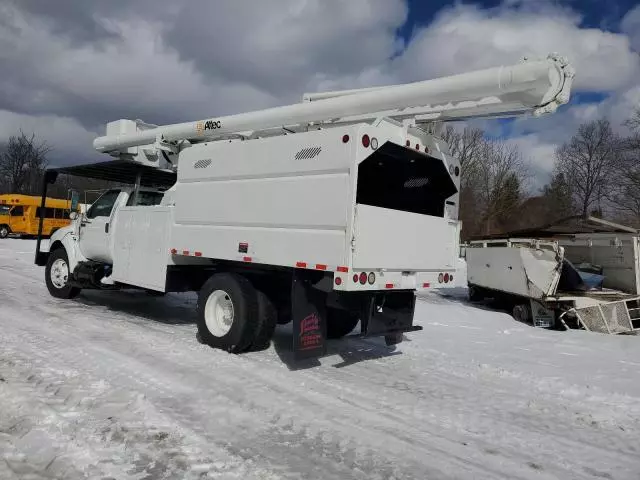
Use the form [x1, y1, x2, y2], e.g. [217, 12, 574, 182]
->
[362, 134, 370, 148]
[342, 134, 350, 143]
[444, 273, 450, 283]
[335, 277, 342, 286]
[353, 274, 359, 283]
[359, 272, 367, 285]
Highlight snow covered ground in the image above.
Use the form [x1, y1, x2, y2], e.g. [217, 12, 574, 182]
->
[1, 238, 640, 480]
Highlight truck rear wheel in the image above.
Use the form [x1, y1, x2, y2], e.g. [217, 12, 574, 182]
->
[468, 284, 484, 302]
[245, 290, 278, 352]
[326, 308, 360, 339]
[0, 225, 9, 239]
[45, 248, 81, 299]
[197, 273, 259, 354]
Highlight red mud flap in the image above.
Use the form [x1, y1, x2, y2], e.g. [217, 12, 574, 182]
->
[291, 270, 327, 360]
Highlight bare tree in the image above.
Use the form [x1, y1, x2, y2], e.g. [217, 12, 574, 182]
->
[0, 130, 51, 195]
[554, 119, 620, 217]
[442, 125, 484, 188]
[624, 106, 640, 133]
[541, 171, 576, 221]
[442, 125, 486, 238]
[610, 109, 640, 225]
[475, 140, 528, 235]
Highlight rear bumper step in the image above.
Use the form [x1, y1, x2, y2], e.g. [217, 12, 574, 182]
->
[291, 270, 419, 359]
[362, 325, 423, 336]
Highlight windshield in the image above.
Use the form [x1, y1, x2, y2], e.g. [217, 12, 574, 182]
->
[0, 206, 9, 215]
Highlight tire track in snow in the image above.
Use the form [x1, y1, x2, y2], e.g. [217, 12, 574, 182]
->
[1, 305, 453, 479]
[1, 286, 544, 479]
[2, 296, 636, 480]
[2, 241, 640, 479]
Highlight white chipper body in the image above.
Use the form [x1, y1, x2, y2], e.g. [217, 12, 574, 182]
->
[36, 54, 574, 358]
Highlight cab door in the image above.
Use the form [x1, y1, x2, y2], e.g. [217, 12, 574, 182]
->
[8, 205, 26, 234]
[78, 189, 122, 263]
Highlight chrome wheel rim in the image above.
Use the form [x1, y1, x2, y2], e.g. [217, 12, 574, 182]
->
[204, 290, 234, 337]
[50, 258, 69, 289]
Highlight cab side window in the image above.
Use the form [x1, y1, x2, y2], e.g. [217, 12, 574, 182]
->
[126, 191, 164, 207]
[87, 190, 121, 219]
[10, 206, 24, 217]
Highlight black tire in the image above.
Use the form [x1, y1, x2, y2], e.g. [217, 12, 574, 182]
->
[468, 284, 484, 302]
[326, 308, 360, 339]
[512, 303, 532, 324]
[246, 290, 278, 352]
[45, 248, 81, 299]
[197, 273, 259, 353]
[145, 289, 166, 297]
[276, 304, 292, 325]
[0, 225, 9, 239]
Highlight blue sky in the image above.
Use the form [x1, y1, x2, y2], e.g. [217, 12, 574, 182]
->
[396, 0, 640, 187]
[404, 0, 638, 33]
[401, 0, 638, 110]
[0, 0, 638, 188]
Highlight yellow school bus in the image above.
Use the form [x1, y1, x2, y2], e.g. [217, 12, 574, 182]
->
[0, 194, 75, 239]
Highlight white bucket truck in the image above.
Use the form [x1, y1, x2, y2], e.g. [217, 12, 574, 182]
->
[35, 54, 574, 358]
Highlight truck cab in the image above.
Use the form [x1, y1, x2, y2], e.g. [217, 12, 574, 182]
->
[48, 187, 165, 276]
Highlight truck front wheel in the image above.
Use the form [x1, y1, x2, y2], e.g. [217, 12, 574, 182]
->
[45, 248, 81, 299]
[197, 273, 259, 354]
[0, 225, 9, 239]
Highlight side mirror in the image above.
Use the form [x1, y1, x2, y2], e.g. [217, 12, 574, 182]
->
[70, 190, 80, 212]
[69, 211, 78, 220]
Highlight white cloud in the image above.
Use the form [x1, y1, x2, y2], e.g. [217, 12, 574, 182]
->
[163, 0, 407, 97]
[504, 134, 557, 191]
[621, 5, 640, 52]
[0, 0, 638, 180]
[393, 2, 640, 92]
[0, 110, 102, 165]
[0, 1, 407, 164]
[390, 1, 640, 184]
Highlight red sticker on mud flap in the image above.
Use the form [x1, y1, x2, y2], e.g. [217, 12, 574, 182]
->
[299, 313, 323, 351]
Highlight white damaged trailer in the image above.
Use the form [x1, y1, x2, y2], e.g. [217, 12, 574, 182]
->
[466, 230, 640, 334]
[35, 54, 575, 358]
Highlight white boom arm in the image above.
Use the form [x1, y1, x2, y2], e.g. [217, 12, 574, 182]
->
[94, 53, 574, 154]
